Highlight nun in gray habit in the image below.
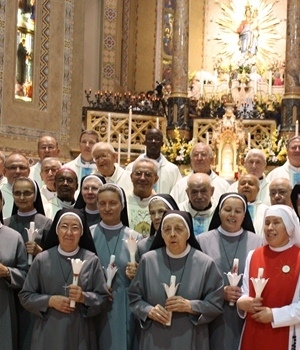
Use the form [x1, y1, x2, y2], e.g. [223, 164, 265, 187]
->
[129, 210, 224, 350]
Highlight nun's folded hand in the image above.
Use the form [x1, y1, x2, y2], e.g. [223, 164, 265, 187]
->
[224, 285, 242, 303]
[148, 304, 170, 325]
[165, 296, 192, 313]
[125, 262, 138, 280]
[69, 285, 85, 304]
[48, 295, 74, 314]
[25, 241, 42, 256]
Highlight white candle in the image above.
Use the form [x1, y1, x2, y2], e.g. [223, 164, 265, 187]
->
[200, 70, 204, 96]
[206, 131, 209, 146]
[214, 69, 218, 92]
[30, 222, 35, 232]
[107, 113, 111, 142]
[258, 268, 264, 279]
[156, 117, 159, 129]
[170, 275, 176, 285]
[232, 258, 239, 274]
[130, 252, 135, 264]
[110, 255, 115, 265]
[268, 70, 272, 95]
[254, 73, 257, 95]
[127, 107, 132, 160]
[117, 134, 121, 165]
[27, 222, 36, 265]
[296, 120, 299, 137]
[247, 132, 251, 149]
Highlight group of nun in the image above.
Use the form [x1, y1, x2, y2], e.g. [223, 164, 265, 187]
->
[2, 173, 300, 350]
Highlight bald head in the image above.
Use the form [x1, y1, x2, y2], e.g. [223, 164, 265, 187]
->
[186, 173, 214, 211]
[4, 153, 30, 185]
[37, 135, 60, 160]
[238, 174, 259, 203]
[190, 143, 214, 174]
[269, 178, 292, 206]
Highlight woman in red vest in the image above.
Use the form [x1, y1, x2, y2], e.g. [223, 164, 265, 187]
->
[237, 205, 300, 349]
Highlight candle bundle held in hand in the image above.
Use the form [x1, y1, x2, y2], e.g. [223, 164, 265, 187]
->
[250, 267, 269, 298]
[224, 258, 243, 306]
[126, 233, 138, 263]
[69, 258, 86, 307]
[25, 222, 39, 265]
[106, 255, 118, 289]
[162, 275, 179, 326]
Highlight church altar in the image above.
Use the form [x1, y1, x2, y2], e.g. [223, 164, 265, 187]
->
[85, 109, 276, 178]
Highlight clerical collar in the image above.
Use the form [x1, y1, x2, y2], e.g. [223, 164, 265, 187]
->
[269, 240, 293, 252]
[17, 209, 38, 217]
[85, 207, 99, 215]
[132, 192, 152, 203]
[100, 221, 123, 230]
[80, 157, 95, 166]
[193, 169, 212, 176]
[58, 245, 80, 256]
[218, 225, 243, 237]
[166, 244, 191, 258]
[190, 201, 212, 213]
[57, 197, 75, 209]
[288, 160, 300, 171]
[104, 166, 117, 179]
[143, 153, 161, 163]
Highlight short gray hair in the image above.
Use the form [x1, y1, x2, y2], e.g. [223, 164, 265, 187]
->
[132, 158, 159, 175]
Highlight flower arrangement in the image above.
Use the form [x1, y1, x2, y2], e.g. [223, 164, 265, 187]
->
[161, 128, 196, 166]
[259, 129, 288, 165]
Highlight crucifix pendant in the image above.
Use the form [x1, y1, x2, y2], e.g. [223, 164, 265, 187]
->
[63, 283, 68, 296]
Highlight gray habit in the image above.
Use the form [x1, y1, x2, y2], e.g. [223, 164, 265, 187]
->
[92, 224, 142, 350]
[197, 229, 263, 350]
[0, 225, 27, 350]
[4, 213, 53, 350]
[128, 247, 224, 350]
[19, 247, 109, 350]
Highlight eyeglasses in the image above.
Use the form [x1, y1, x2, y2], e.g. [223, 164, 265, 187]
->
[82, 186, 100, 192]
[145, 137, 162, 143]
[93, 154, 110, 161]
[58, 224, 82, 234]
[41, 167, 60, 173]
[269, 190, 289, 197]
[5, 165, 29, 171]
[56, 177, 76, 184]
[13, 190, 34, 197]
[132, 171, 155, 178]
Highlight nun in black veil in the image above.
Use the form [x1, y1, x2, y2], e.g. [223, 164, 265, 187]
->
[137, 193, 179, 258]
[196, 193, 263, 350]
[74, 174, 106, 227]
[128, 210, 224, 350]
[19, 208, 109, 349]
[5, 176, 52, 257]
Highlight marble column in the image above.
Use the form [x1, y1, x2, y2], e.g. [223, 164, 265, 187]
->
[281, 1, 300, 133]
[167, 0, 190, 133]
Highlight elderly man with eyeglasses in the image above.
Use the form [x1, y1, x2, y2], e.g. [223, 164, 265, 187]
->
[2, 153, 30, 219]
[269, 178, 293, 207]
[91, 141, 133, 195]
[126, 128, 182, 194]
[127, 158, 159, 237]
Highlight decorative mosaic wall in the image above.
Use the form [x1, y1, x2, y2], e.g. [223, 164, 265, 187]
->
[101, 0, 118, 91]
